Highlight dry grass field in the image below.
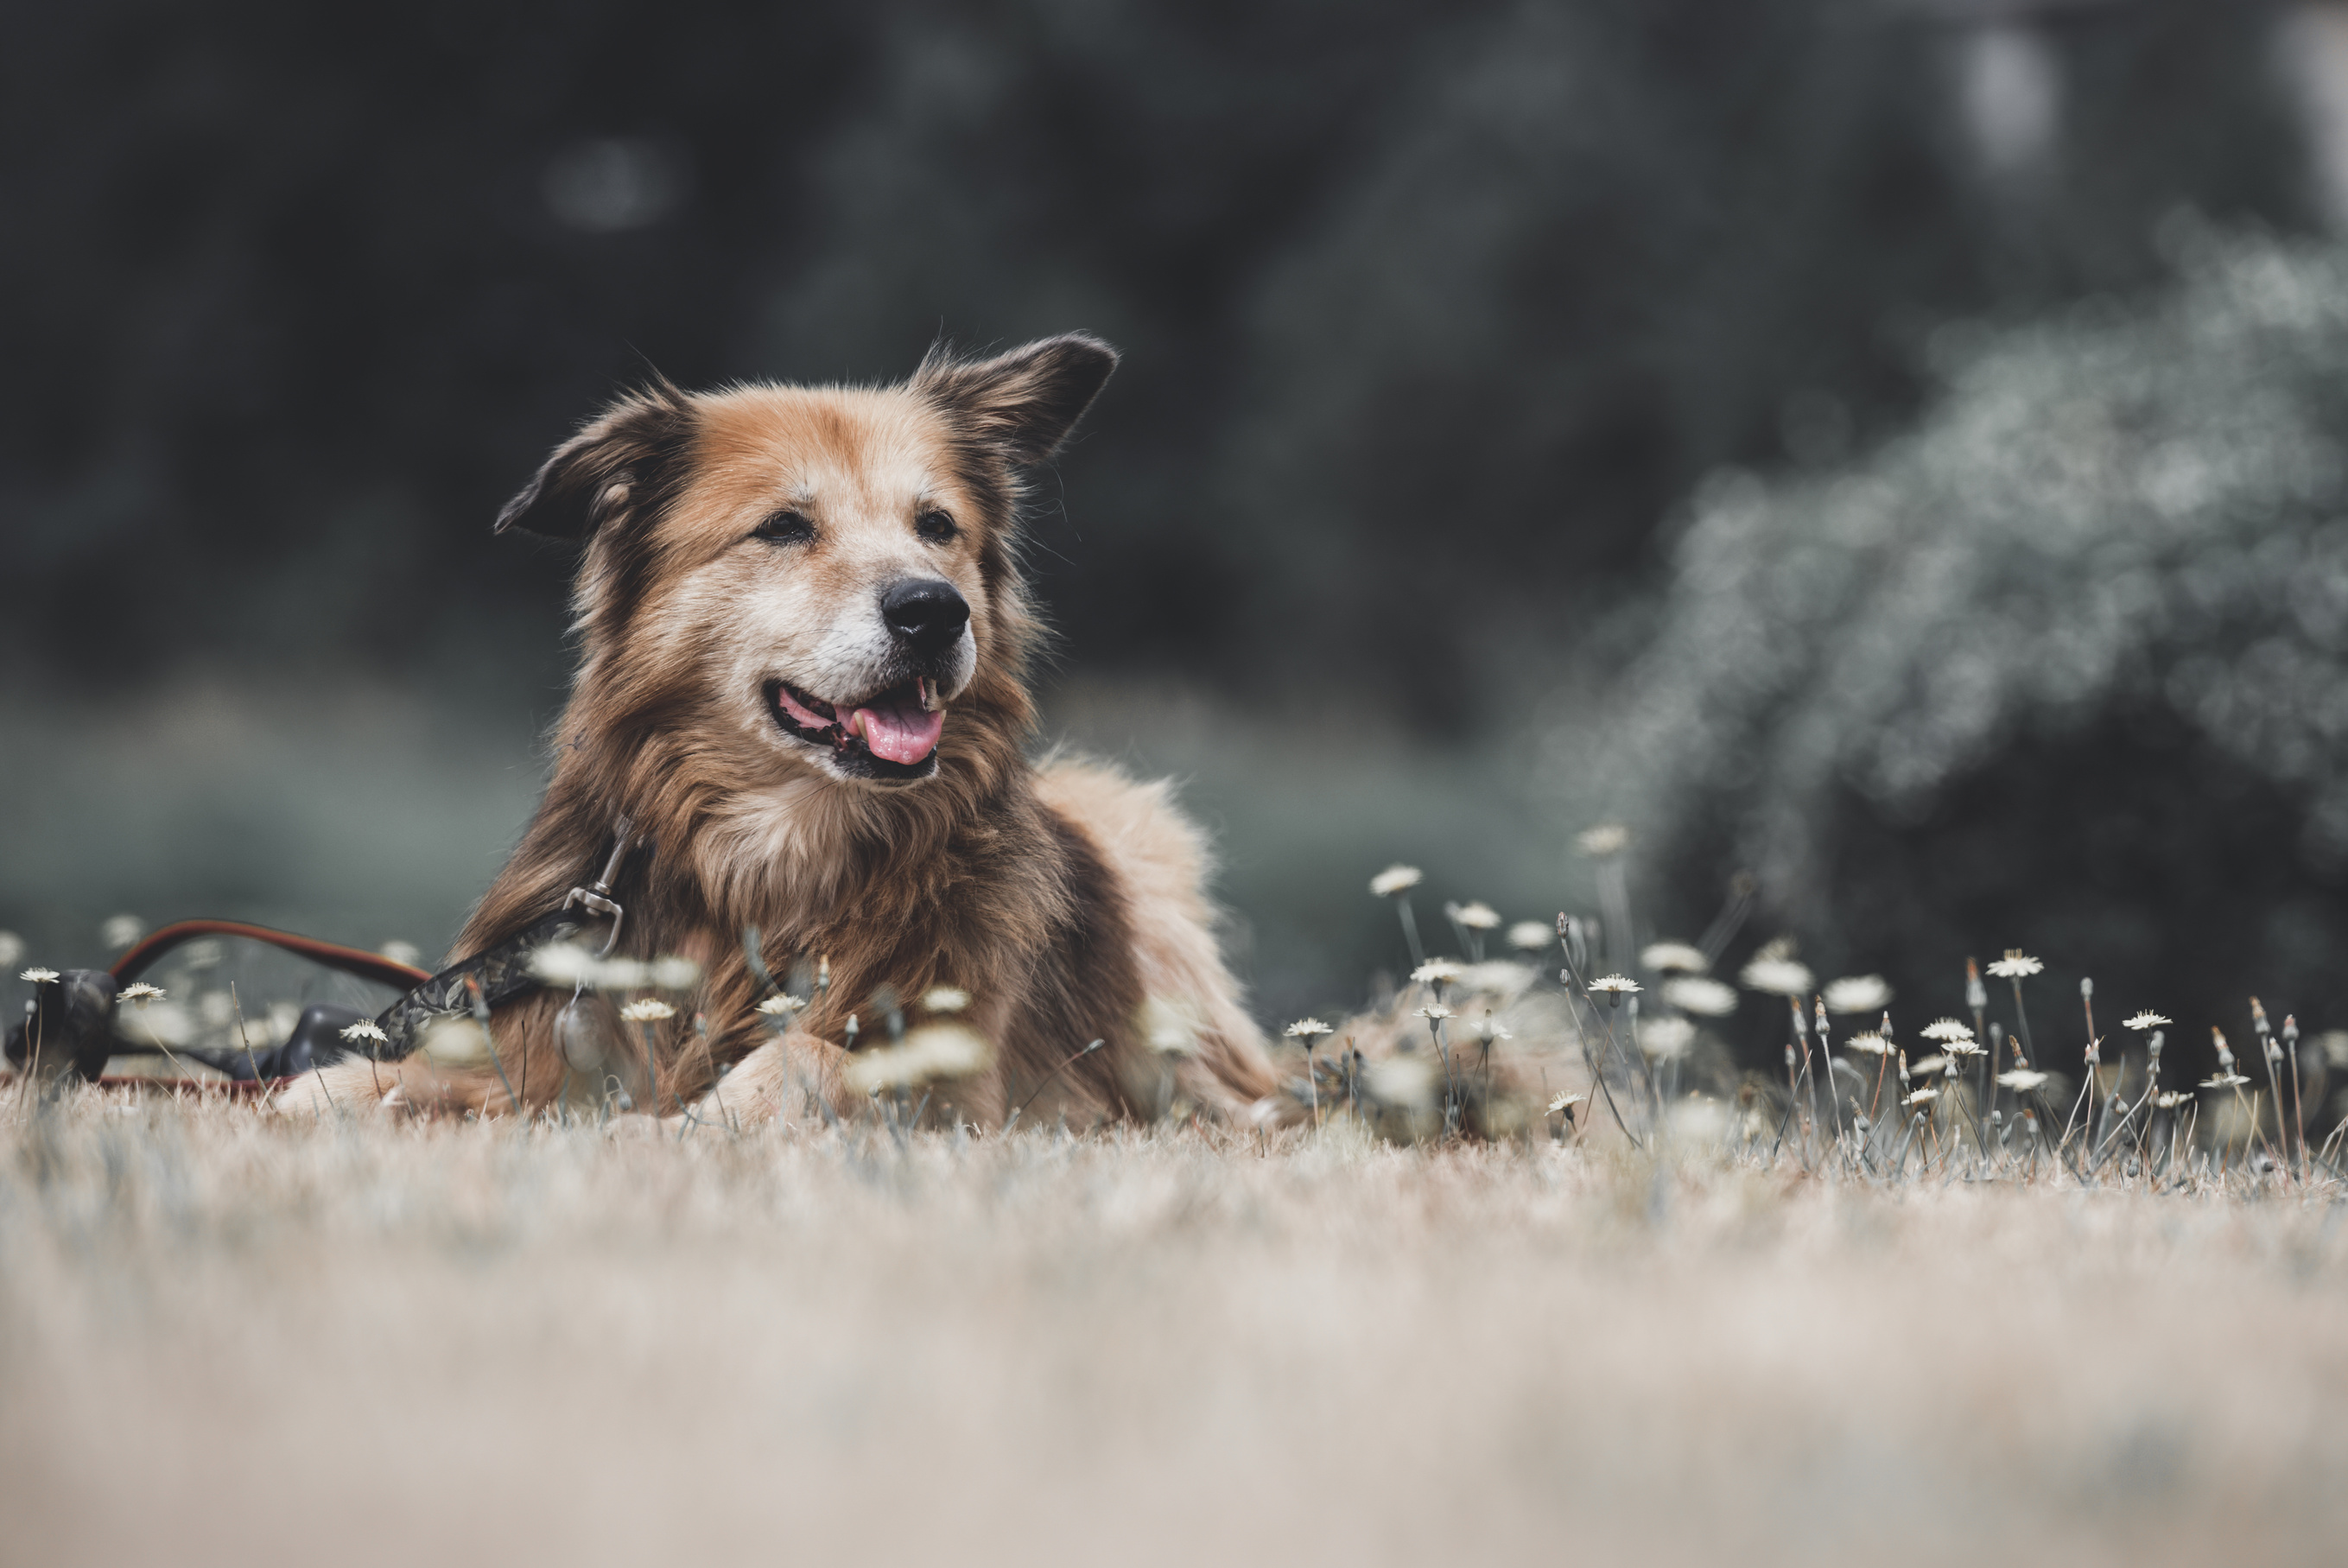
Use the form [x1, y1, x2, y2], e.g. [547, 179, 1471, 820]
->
[3, 1084, 2345, 1567]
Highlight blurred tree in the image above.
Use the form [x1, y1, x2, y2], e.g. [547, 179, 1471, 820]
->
[0, 0, 2313, 709]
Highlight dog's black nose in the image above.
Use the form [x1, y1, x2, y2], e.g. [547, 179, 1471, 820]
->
[881, 578, 970, 655]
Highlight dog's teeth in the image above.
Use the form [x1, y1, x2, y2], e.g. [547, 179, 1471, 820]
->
[845, 710, 867, 741]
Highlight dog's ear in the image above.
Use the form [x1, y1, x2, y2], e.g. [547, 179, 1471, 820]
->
[495, 380, 697, 539]
[915, 333, 1120, 465]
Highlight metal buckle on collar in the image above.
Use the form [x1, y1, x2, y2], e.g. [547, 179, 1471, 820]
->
[563, 816, 636, 959]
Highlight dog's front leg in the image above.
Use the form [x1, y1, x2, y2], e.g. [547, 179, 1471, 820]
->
[675, 1028, 855, 1133]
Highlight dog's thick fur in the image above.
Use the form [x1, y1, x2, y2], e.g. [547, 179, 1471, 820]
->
[284, 336, 1276, 1127]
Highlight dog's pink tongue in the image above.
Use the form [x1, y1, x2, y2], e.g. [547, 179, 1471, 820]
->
[852, 694, 945, 765]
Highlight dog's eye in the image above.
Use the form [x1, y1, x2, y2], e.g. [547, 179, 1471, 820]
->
[752, 510, 815, 544]
[916, 509, 958, 544]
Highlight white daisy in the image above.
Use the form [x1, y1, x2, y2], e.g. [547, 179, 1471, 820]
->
[1822, 974, 1893, 1013]
[1575, 824, 1630, 857]
[1663, 976, 1739, 1018]
[1986, 951, 2043, 979]
[1369, 865, 1423, 898]
[1507, 921, 1556, 953]
[1738, 956, 1816, 997]
[1639, 941, 1710, 974]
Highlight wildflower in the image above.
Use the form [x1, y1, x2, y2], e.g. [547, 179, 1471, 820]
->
[1411, 959, 1466, 985]
[1640, 1016, 1696, 1060]
[340, 1019, 389, 1046]
[593, 957, 650, 990]
[117, 981, 166, 1003]
[1284, 1019, 1333, 1039]
[1588, 974, 1640, 995]
[101, 914, 143, 950]
[1548, 1090, 1584, 1114]
[843, 1023, 992, 1094]
[2154, 1090, 2193, 1108]
[1449, 901, 1501, 930]
[0, 932, 22, 968]
[1507, 921, 1555, 953]
[1986, 950, 2042, 979]
[20, 968, 60, 984]
[2200, 1071, 2250, 1089]
[756, 993, 807, 1017]
[417, 1018, 491, 1064]
[1414, 1004, 1454, 1021]
[1842, 1032, 1891, 1056]
[2123, 1012, 2170, 1031]
[1456, 960, 1536, 997]
[1139, 996, 1203, 1055]
[1366, 1055, 1437, 1107]
[529, 943, 602, 987]
[1943, 1037, 1986, 1057]
[1663, 976, 1739, 1017]
[1369, 865, 1423, 898]
[1920, 1018, 1975, 1044]
[922, 987, 970, 1013]
[1738, 956, 1816, 997]
[618, 999, 676, 1024]
[1640, 941, 1710, 974]
[1822, 974, 1893, 1013]
[1904, 1088, 1941, 1105]
[1575, 823, 1630, 857]
[1468, 1015, 1514, 1047]
[1909, 1054, 1950, 1076]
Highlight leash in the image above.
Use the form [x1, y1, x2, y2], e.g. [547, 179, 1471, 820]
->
[7, 819, 642, 1089]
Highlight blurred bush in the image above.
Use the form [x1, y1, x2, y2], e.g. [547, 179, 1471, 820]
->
[1585, 223, 2348, 1047]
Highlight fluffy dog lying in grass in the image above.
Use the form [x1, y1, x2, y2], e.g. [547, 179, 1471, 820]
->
[283, 335, 1277, 1128]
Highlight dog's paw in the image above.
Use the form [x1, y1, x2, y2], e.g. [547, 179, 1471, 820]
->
[270, 1058, 407, 1118]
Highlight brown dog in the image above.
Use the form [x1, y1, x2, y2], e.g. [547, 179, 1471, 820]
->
[283, 335, 1277, 1127]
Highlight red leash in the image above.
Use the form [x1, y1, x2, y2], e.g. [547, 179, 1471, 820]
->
[111, 918, 431, 990]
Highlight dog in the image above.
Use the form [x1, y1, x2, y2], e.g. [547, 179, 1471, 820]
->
[282, 334, 1278, 1128]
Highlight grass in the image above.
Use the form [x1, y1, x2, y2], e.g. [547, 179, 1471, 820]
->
[4, 1088, 2347, 1566]
[10, 850, 2348, 1565]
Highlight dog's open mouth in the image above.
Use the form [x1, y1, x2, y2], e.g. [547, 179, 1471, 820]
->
[766, 676, 946, 769]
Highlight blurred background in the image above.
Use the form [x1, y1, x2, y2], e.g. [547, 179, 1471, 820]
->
[9, 0, 2348, 1071]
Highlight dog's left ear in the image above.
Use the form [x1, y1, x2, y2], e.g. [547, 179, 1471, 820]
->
[916, 333, 1120, 465]
[495, 380, 697, 539]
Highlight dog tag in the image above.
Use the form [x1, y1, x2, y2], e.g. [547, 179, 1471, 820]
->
[555, 994, 616, 1074]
